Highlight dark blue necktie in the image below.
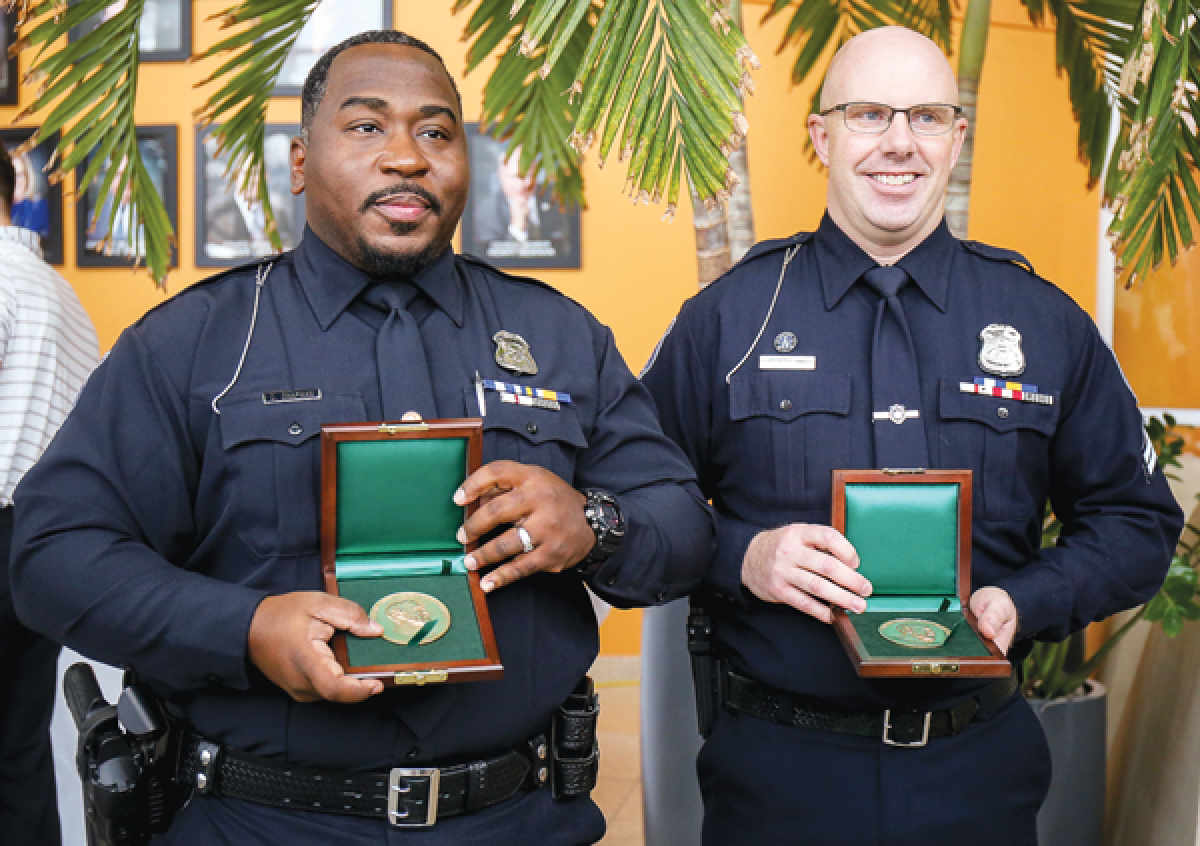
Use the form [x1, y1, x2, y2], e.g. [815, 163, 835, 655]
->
[362, 282, 437, 421]
[864, 265, 929, 469]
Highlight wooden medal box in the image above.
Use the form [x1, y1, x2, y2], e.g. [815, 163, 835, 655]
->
[830, 469, 1011, 678]
[320, 417, 503, 687]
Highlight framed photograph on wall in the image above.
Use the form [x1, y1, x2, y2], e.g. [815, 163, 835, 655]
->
[0, 129, 64, 265]
[1, 7, 19, 106]
[76, 125, 178, 268]
[195, 125, 305, 267]
[68, 0, 192, 62]
[460, 124, 581, 270]
[274, 0, 392, 96]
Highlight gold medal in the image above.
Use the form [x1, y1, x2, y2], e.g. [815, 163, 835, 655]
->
[878, 618, 952, 649]
[370, 592, 452, 646]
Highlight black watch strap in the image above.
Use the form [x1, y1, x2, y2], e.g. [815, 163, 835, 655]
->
[579, 489, 624, 574]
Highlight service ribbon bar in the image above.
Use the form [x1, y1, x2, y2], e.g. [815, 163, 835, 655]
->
[482, 379, 572, 405]
[959, 378, 1053, 406]
[499, 393, 561, 411]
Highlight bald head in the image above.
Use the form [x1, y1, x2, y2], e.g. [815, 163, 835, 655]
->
[807, 26, 967, 263]
[820, 27, 958, 112]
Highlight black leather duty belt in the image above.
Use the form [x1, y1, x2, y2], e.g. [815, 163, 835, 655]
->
[177, 678, 600, 828]
[724, 669, 1019, 748]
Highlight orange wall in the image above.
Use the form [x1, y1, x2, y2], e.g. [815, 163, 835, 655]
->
[1, 1, 1120, 653]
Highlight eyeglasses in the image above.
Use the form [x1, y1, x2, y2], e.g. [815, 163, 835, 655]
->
[820, 102, 963, 137]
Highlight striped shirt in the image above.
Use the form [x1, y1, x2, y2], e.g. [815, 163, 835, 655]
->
[0, 227, 98, 506]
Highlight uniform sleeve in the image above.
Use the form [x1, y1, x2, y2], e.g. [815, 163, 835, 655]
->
[640, 302, 752, 602]
[10, 326, 268, 692]
[992, 318, 1184, 641]
[572, 321, 715, 608]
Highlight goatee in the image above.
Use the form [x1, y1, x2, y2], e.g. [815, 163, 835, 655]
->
[355, 235, 443, 279]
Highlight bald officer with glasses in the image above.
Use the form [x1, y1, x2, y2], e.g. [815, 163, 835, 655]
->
[641, 26, 1182, 846]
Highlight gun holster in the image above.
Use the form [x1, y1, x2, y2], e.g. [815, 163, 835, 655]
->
[65, 664, 189, 846]
[687, 598, 725, 738]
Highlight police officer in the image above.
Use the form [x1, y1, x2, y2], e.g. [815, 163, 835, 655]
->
[11, 31, 713, 845]
[641, 27, 1182, 845]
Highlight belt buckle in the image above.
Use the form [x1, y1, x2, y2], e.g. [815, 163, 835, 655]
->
[882, 710, 932, 748]
[388, 767, 440, 827]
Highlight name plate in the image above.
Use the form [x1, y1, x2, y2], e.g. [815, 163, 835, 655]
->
[759, 355, 816, 370]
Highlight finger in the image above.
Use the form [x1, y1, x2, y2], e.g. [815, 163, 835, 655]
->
[454, 460, 524, 506]
[793, 548, 873, 599]
[776, 584, 835, 624]
[480, 550, 545, 592]
[305, 640, 383, 703]
[313, 597, 383, 638]
[803, 525, 860, 569]
[458, 488, 531, 549]
[787, 565, 870, 613]
[465, 525, 531, 573]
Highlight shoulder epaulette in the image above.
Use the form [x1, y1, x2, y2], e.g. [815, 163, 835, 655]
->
[739, 231, 814, 266]
[961, 240, 1036, 275]
[459, 252, 558, 294]
[135, 257, 283, 324]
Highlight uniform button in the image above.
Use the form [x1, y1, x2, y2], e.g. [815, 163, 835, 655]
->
[605, 576, 617, 587]
[288, 422, 303, 436]
[406, 747, 420, 760]
[997, 407, 1009, 419]
[204, 674, 221, 686]
[779, 399, 793, 411]
[527, 422, 538, 435]
[656, 590, 667, 602]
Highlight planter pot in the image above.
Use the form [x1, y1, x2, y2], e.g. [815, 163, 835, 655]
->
[1028, 680, 1107, 846]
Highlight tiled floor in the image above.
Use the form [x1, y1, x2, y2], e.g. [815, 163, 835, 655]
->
[591, 655, 644, 846]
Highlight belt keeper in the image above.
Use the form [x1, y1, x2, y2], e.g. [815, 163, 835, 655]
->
[464, 760, 489, 814]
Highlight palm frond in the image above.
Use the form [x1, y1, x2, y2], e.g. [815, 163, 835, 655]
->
[14, 0, 176, 285]
[193, 0, 319, 256]
[1021, 0, 1139, 188]
[460, 0, 760, 216]
[1105, 0, 1200, 287]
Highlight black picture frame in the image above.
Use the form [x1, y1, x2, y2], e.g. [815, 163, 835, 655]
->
[0, 129, 64, 265]
[75, 125, 178, 268]
[273, 0, 393, 96]
[195, 125, 306, 268]
[68, 0, 192, 62]
[461, 124, 582, 270]
[0, 7, 19, 106]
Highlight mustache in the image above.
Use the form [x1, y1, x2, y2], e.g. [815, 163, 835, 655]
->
[360, 182, 443, 215]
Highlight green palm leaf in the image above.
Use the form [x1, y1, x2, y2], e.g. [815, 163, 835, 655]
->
[193, 0, 318, 258]
[461, 0, 760, 215]
[1104, 0, 1200, 287]
[15, 0, 176, 284]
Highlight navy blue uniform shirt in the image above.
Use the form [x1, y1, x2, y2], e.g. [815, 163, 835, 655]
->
[11, 229, 713, 773]
[642, 214, 1183, 709]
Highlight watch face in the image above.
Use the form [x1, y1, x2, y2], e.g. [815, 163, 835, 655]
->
[597, 502, 620, 531]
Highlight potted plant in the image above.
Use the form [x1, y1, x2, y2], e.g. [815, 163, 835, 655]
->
[1024, 414, 1198, 846]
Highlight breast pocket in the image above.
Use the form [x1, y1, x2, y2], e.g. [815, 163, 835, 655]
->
[938, 379, 1059, 521]
[472, 389, 588, 483]
[219, 393, 367, 558]
[728, 372, 853, 507]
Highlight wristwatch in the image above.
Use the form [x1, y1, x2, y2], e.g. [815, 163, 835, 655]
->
[579, 489, 625, 573]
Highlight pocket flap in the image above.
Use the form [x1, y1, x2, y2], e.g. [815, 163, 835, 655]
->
[729, 372, 853, 423]
[220, 393, 367, 449]
[938, 379, 1059, 435]
[477, 391, 588, 449]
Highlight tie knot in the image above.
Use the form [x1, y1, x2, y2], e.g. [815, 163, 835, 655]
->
[863, 265, 909, 300]
[363, 281, 417, 314]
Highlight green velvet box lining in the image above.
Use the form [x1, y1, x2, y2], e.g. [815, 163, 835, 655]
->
[864, 596, 962, 612]
[340, 573, 485, 668]
[336, 553, 466, 580]
[845, 483, 958, 597]
[849, 612, 992, 659]
[336, 438, 467, 555]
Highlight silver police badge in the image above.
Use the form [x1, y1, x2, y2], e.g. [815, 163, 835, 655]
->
[493, 330, 538, 376]
[977, 324, 1025, 378]
[774, 331, 798, 353]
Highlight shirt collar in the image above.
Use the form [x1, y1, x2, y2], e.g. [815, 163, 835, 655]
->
[815, 214, 955, 313]
[294, 226, 463, 330]
[0, 226, 44, 260]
